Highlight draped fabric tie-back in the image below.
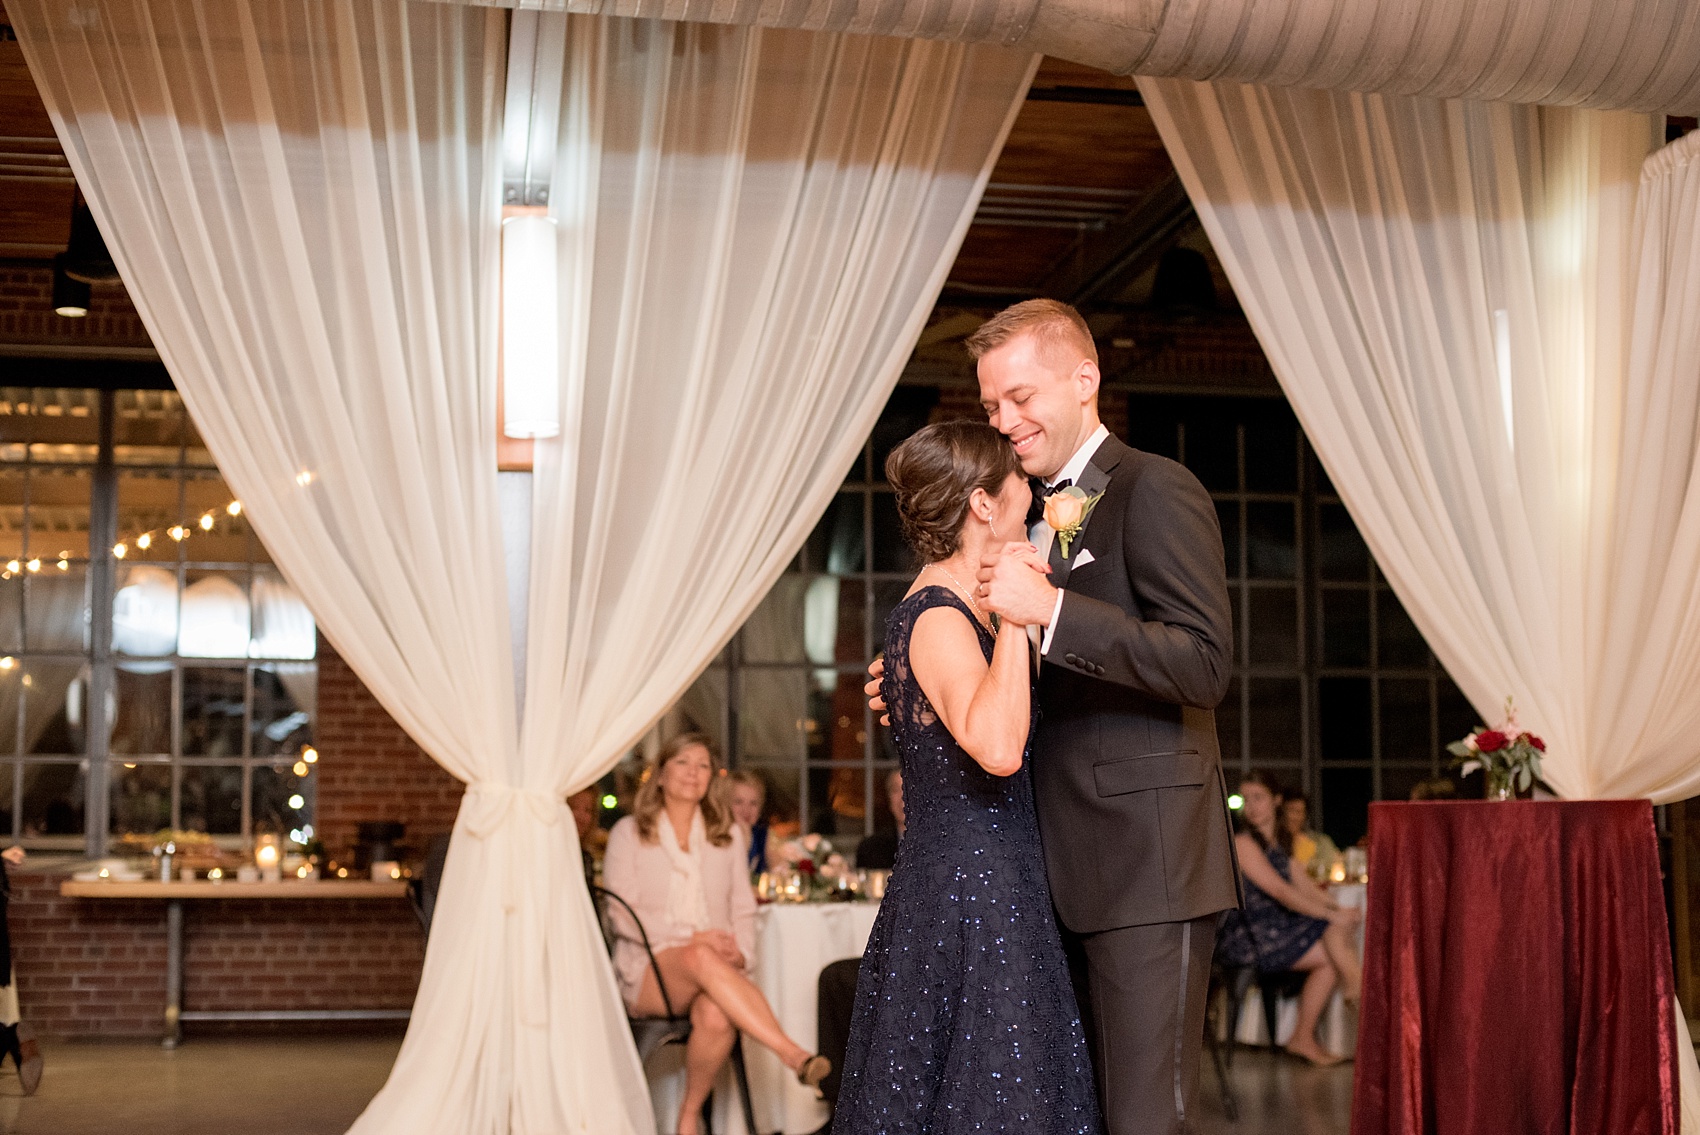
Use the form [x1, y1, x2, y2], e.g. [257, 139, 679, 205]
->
[7, 2, 1036, 1130]
[428, 0, 1700, 112]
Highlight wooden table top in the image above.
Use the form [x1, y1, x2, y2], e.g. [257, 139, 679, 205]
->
[60, 879, 410, 899]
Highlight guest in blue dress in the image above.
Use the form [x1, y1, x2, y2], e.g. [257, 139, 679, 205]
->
[1216, 771, 1362, 1065]
[834, 421, 1101, 1135]
[728, 770, 770, 875]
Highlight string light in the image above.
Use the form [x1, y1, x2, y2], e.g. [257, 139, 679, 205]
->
[109, 497, 243, 561]
[25, 559, 39, 573]
[292, 760, 309, 777]
[301, 746, 318, 764]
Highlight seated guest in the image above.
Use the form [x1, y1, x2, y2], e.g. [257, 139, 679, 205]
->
[1217, 771, 1363, 1067]
[603, 733, 829, 1135]
[567, 787, 606, 884]
[726, 770, 770, 875]
[852, 769, 904, 870]
[1409, 777, 1458, 801]
[1279, 790, 1339, 873]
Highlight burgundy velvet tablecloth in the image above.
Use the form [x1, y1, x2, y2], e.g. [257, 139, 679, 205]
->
[1352, 800, 1678, 1135]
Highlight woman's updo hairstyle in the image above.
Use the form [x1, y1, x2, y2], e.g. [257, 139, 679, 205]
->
[885, 420, 1021, 564]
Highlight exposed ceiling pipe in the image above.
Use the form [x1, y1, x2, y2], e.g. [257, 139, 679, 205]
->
[443, 0, 1700, 114]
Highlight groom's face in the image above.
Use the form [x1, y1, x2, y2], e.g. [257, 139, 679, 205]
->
[977, 331, 1099, 481]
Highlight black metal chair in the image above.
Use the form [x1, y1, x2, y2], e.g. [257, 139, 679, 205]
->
[592, 885, 762, 1135]
[1203, 962, 1240, 1122]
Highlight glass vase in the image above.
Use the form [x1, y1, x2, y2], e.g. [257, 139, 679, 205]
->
[1485, 766, 1515, 801]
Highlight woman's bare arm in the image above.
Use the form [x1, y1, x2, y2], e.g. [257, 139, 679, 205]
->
[1234, 832, 1340, 921]
[909, 607, 1031, 777]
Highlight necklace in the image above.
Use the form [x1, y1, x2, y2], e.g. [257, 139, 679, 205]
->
[928, 562, 995, 631]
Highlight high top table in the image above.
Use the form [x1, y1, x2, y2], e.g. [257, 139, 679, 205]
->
[61, 877, 412, 1047]
[1351, 801, 1679, 1135]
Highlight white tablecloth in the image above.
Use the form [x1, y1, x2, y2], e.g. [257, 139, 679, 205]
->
[646, 901, 880, 1135]
[1232, 882, 1365, 1054]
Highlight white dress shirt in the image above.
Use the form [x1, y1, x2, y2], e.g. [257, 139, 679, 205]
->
[1029, 423, 1110, 654]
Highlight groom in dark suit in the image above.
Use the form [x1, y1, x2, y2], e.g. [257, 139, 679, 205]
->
[970, 299, 1240, 1135]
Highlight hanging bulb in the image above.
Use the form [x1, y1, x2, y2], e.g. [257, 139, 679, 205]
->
[4, 561, 18, 575]
[136, 533, 151, 551]
[301, 746, 318, 764]
[113, 543, 128, 559]
[25, 559, 39, 573]
[199, 513, 215, 531]
[56, 558, 68, 572]
[227, 501, 243, 517]
[168, 526, 187, 541]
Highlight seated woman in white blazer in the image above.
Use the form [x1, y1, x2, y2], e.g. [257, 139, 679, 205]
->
[603, 733, 828, 1135]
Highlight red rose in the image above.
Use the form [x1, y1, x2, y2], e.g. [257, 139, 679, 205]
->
[798, 858, 816, 875]
[1524, 734, 1546, 752]
[1475, 730, 1508, 753]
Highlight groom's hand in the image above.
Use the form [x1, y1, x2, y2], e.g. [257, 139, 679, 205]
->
[866, 656, 889, 726]
[978, 542, 1057, 627]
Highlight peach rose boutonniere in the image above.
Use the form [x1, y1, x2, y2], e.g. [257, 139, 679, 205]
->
[1043, 485, 1105, 559]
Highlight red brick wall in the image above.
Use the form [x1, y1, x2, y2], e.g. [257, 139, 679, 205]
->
[314, 638, 466, 864]
[0, 267, 153, 349]
[10, 872, 423, 1040]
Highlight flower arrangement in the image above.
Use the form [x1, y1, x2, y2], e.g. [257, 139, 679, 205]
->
[775, 833, 851, 900]
[1446, 698, 1546, 801]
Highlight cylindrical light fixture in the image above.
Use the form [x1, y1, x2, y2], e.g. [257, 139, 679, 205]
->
[52, 255, 89, 318]
[500, 214, 560, 439]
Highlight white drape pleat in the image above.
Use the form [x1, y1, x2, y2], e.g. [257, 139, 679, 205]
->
[10, 3, 1032, 1131]
[1136, 78, 1700, 806]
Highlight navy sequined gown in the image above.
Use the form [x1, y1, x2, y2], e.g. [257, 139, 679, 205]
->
[833, 587, 1103, 1135]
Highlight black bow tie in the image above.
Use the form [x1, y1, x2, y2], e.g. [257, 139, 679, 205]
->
[1026, 478, 1073, 526]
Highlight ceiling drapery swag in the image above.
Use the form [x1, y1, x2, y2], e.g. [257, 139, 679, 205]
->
[428, 0, 1700, 112]
[7, 1, 1034, 1131]
[1135, 79, 1700, 807]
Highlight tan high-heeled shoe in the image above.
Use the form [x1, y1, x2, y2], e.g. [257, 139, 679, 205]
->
[797, 1054, 831, 1088]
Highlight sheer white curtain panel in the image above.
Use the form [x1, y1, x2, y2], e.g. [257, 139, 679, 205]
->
[1136, 78, 1700, 806]
[6, 6, 621, 1133]
[519, 17, 1036, 799]
[11, 2, 1032, 1132]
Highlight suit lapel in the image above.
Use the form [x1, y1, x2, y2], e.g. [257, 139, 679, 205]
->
[1048, 435, 1125, 588]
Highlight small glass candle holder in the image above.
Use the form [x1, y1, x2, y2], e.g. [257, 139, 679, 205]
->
[255, 834, 282, 882]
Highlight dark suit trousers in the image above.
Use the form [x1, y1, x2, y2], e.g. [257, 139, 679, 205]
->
[1065, 914, 1217, 1135]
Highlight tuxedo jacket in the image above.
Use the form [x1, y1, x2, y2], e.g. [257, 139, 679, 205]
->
[1034, 433, 1243, 934]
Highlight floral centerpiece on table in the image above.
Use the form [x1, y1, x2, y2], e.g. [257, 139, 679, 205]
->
[775, 833, 851, 900]
[1447, 698, 1546, 801]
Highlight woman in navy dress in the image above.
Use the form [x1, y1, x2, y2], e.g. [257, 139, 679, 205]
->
[1215, 771, 1362, 1065]
[833, 421, 1101, 1135]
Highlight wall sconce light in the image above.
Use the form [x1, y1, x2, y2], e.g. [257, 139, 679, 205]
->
[500, 214, 560, 440]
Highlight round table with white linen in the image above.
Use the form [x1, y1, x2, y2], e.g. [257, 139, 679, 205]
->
[646, 900, 880, 1135]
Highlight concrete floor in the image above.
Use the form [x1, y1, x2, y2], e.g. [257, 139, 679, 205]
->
[0, 1038, 1351, 1135]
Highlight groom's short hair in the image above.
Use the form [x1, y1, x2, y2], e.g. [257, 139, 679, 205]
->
[964, 298, 1098, 370]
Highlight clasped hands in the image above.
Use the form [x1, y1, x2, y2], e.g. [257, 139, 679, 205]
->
[865, 542, 1056, 721]
[691, 928, 745, 969]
